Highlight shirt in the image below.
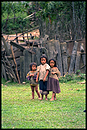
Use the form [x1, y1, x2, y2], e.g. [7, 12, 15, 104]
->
[49, 67, 61, 80]
[26, 71, 38, 86]
[37, 63, 50, 81]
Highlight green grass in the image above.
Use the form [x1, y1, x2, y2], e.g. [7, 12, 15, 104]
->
[1, 78, 86, 128]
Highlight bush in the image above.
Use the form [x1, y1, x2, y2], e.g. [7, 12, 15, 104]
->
[59, 76, 67, 83]
[59, 72, 86, 83]
[77, 73, 86, 80]
[76, 70, 81, 75]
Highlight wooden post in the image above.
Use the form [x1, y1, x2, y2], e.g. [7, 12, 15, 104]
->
[23, 49, 31, 80]
[81, 53, 86, 66]
[75, 51, 81, 73]
[1, 36, 10, 56]
[81, 52, 86, 73]
[46, 39, 57, 61]
[10, 45, 21, 83]
[61, 42, 68, 75]
[34, 47, 40, 65]
[2, 63, 7, 80]
[69, 41, 78, 74]
[55, 40, 63, 76]
[16, 32, 18, 43]
[20, 56, 25, 83]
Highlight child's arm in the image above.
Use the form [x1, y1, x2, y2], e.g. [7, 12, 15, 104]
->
[36, 71, 39, 83]
[56, 69, 61, 78]
[43, 70, 49, 82]
[51, 68, 61, 78]
[26, 72, 30, 78]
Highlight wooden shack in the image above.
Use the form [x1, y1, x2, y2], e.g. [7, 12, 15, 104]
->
[1, 31, 86, 83]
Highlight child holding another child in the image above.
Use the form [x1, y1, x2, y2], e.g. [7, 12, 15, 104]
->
[47, 59, 61, 101]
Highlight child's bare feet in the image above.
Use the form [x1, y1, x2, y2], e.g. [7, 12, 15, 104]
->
[38, 97, 42, 100]
[45, 98, 48, 100]
[55, 97, 56, 100]
[50, 98, 54, 101]
[31, 98, 34, 100]
[40, 98, 43, 100]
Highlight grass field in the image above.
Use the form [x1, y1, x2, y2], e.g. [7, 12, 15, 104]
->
[1, 78, 86, 129]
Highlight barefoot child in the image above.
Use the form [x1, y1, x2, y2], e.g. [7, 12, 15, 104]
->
[36, 54, 50, 100]
[47, 59, 61, 101]
[26, 62, 41, 99]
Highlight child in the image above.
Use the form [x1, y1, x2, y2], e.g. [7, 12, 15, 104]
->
[26, 62, 41, 99]
[36, 54, 50, 100]
[47, 59, 61, 101]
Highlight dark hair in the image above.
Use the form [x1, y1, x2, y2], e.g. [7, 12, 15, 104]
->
[29, 62, 37, 71]
[49, 58, 57, 67]
[40, 54, 47, 63]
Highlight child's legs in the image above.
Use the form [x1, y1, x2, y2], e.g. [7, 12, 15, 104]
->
[39, 80, 43, 91]
[43, 81, 48, 100]
[43, 81, 47, 91]
[39, 80, 44, 99]
[31, 86, 34, 99]
[41, 94, 43, 99]
[50, 92, 55, 101]
[35, 85, 40, 98]
[54, 93, 56, 100]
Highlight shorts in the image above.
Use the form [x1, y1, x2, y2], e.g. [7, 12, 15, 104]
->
[39, 80, 49, 95]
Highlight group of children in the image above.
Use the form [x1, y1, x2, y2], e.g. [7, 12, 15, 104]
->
[26, 54, 61, 101]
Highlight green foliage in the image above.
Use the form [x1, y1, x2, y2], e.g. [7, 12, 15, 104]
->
[76, 70, 81, 75]
[59, 73, 86, 83]
[1, 1, 86, 38]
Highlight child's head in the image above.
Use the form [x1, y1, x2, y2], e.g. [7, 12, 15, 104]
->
[40, 54, 47, 65]
[30, 62, 37, 71]
[49, 59, 57, 68]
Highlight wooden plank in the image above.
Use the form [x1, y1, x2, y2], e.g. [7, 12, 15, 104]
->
[10, 41, 25, 51]
[75, 51, 81, 73]
[10, 41, 35, 54]
[2, 63, 7, 80]
[23, 49, 32, 80]
[11, 26, 39, 41]
[69, 41, 78, 74]
[4, 56, 17, 82]
[10, 45, 21, 83]
[20, 56, 25, 83]
[66, 39, 83, 43]
[81, 53, 86, 66]
[55, 40, 63, 76]
[1, 36, 10, 56]
[61, 42, 68, 75]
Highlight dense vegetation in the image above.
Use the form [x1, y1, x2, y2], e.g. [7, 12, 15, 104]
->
[1, 1, 86, 40]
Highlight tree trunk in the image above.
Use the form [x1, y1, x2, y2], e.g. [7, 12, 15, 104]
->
[71, 2, 76, 41]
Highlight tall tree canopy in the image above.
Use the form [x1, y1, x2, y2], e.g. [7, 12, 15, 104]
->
[1, 1, 86, 40]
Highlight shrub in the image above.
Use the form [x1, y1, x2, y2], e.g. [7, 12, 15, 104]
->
[59, 72, 86, 83]
[59, 76, 67, 83]
[76, 70, 81, 75]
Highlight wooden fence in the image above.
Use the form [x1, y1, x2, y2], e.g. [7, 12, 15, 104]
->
[1, 32, 86, 83]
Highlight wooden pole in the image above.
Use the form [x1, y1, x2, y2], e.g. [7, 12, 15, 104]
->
[10, 45, 21, 83]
